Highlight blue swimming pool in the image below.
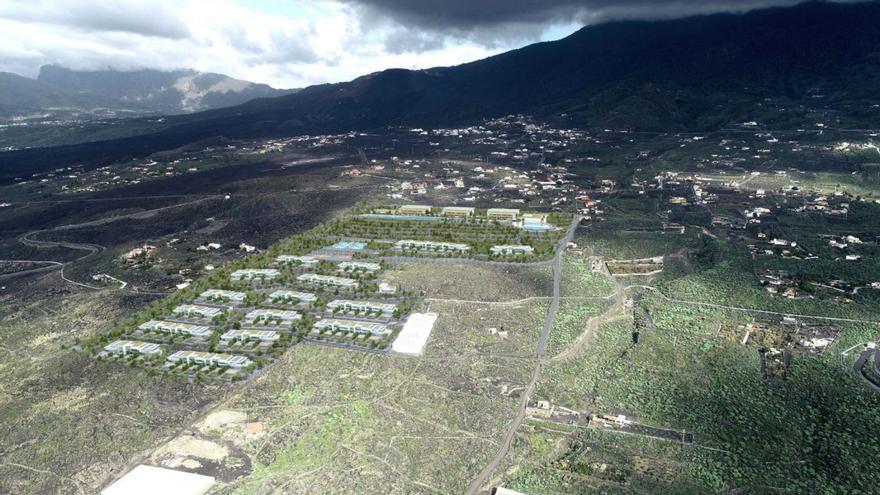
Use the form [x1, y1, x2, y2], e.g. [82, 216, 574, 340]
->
[331, 241, 367, 250]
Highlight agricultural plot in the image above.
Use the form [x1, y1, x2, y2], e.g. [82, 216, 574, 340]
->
[210, 344, 535, 494]
[424, 300, 548, 357]
[384, 261, 553, 303]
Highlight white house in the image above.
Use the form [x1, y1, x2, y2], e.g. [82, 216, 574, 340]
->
[338, 261, 381, 272]
[139, 320, 212, 338]
[394, 240, 470, 253]
[104, 340, 163, 357]
[166, 350, 252, 369]
[491, 245, 535, 256]
[313, 319, 389, 336]
[276, 255, 319, 266]
[172, 304, 223, 319]
[269, 290, 317, 304]
[244, 309, 302, 325]
[297, 273, 359, 288]
[327, 299, 397, 316]
[199, 289, 246, 303]
[231, 269, 280, 282]
[220, 329, 280, 343]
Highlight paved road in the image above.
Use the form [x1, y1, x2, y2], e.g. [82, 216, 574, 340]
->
[464, 215, 580, 495]
[0, 260, 65, 281]
[853, 349, 880, 392]
[14, 195, 219, 290]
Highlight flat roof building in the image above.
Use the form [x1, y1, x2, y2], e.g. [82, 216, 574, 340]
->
[491, 245, 535, 256]
[269, 290, 317, 304]
[139, 320, 212, 338]
[327, 299, 397, 316]
[167, 350, 252, 369]
[441, 206, 475, 217]
[378, 282, 397, 294]
[199, 289, 246, 303]
[220, 329, 280, 343]
[338, 261, 381, 272]
[101, 465, 214, 495]
[104, 340, 163, 357]
[313, 318, 390, 336]
[395, 240, 471, 253]
[487, 208, 521, 221]
[398, 204, 432, 215]
[276, 255, 318, 266]
[297, 273, 359, 288]
[244, 308, 302, 325]
[230, 269, 280, 282]
[172, 304, 223, 319]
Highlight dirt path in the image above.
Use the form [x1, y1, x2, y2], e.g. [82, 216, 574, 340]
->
[629, 284, 880, 325]
[548, 281, 629, 364]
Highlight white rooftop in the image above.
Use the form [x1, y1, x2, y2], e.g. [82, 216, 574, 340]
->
[101, 465, 214, 495]
[391, 313, 438, 357]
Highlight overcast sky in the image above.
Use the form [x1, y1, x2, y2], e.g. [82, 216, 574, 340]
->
[0, 0, 842, 89]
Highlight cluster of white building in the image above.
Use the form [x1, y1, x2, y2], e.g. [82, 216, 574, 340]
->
[269, 290, 317, 304]
[199, 289, 246, 304]
[327, 299, 396, 316]
[297, 273, 359, 288]
[139, 320, 212, 338]
[172, 304, 223, 319]
[220, 329, 280, 343]
[244, 308, 302, 325]
[104, 340, 163, 357]
[313, 318, 389, 336]
[338, 261, 381, 272]
[275, 255, 318, 266]
[166, 350, 252, 369]
[231, 268, 280, 282]
[394, 240, 471, 253]
[490, 245, 535, 256]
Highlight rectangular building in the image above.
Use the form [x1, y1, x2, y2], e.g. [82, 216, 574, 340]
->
[166, 350, 252, 369]
[487, 208, 520, 221]
[269, 290, 317, 304]
[199, 289, 246, 303]
[338, 261, 381, 272]
[230, 269, 280, 282]
[139, 320, 212, 338]
[275, 255, 318, 266]
[327, 299, 397, 316]
[220, 329, 280, 343]
[172, 304, 223, 319]
[394, 240, 470, 253]
[313, 318, 389, 336]
[398, 204, 432, 215]
[491, 245, 535, 256]
[441, 206, 475, 217]
[244, 308, 302, 325]
[297, 273, 359, 288]
[104, 340, 163, 357]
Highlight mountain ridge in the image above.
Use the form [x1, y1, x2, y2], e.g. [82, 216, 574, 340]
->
[0, 65, 296, 121]
[2, 0, 879, 182]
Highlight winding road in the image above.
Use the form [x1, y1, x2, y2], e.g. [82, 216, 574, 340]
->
[7, 195, 219, 290]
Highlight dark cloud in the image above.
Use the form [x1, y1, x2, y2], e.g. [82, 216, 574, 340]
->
[0, 0, 191, 39]
[347, 0, 827, 30]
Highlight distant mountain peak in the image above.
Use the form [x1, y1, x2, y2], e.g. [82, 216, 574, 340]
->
[0, 65, 297, 121]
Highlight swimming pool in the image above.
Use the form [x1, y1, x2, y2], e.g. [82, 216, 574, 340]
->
[331, 241, 367, 250]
